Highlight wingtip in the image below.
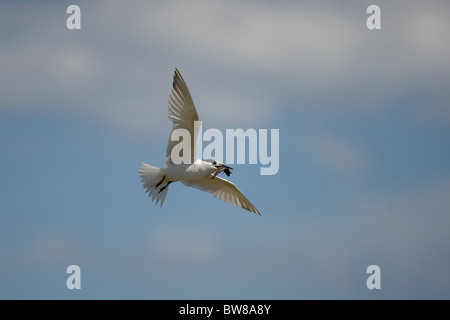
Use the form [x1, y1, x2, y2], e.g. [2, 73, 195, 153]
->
[244, 205, 261, 216]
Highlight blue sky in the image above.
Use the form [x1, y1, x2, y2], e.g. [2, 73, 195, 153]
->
[1, 0, 450, 299]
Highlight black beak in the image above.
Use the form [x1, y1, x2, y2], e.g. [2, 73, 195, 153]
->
[215, 164, 233, 177]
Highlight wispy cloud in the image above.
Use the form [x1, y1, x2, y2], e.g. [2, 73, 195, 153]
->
[1, 0, 450, 136]
[304, 131, 367, 174]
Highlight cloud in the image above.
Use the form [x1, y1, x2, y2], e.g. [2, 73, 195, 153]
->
[304, 131, 367, 174]
[1, 0, 450, 136]
[148, 227, 221, 263]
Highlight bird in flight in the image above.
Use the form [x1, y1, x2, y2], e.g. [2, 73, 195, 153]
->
[139, 68, 260, 215]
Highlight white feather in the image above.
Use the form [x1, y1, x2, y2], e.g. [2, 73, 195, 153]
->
[139, 68, 260, 215]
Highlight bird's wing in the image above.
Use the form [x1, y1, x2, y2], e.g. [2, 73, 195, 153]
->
[182, 176, 261, 215]
[165, 68, 200, 167]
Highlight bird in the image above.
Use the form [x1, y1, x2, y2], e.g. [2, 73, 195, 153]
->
[138, 68, 260, 215]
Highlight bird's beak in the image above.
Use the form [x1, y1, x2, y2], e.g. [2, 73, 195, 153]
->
[213, 164, 234, 178]
[216, 164, 233, 170]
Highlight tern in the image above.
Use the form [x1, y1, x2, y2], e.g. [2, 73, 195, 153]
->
[138, 68, 260, 215]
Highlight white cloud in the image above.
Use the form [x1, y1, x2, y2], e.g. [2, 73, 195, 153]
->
[148, 227, 220, 263]
[1, 0, 450, 135]
[304, 131, 367, 174]
[30, 230, 85, 264]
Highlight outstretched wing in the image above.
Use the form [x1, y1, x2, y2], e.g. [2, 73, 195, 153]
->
[182, 176, 261, 215]
[165, 68, 200, 167]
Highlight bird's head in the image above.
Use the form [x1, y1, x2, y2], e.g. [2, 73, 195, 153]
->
[204, 159, 233, 177]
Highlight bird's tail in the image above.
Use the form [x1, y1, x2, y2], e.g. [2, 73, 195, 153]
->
[138, 162, 170, 207]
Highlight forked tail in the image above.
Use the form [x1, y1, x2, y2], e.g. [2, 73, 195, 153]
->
[138, 162, 170, 207]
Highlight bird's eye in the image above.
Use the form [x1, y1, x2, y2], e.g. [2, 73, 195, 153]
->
[213, 161, 216, 165]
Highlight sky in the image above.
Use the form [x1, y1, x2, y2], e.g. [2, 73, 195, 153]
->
[1, 0, 450, 299]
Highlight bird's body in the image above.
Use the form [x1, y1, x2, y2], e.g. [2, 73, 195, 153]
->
[139, 68, 260, 215]
[160, 160, 216, 182]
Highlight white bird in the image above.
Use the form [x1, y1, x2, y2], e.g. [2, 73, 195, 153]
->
[138, 68, 260, 215]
